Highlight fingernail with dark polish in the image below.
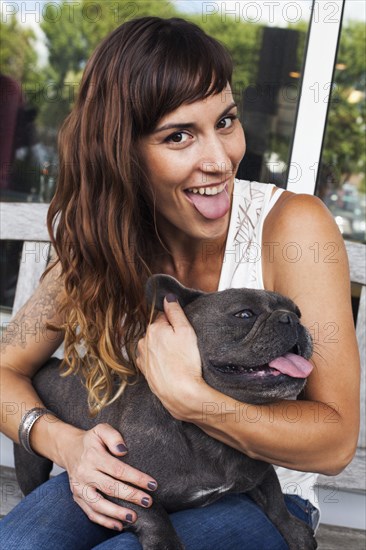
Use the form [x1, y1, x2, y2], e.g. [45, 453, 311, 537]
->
[147, 481, 157, 491]
[114, 525, 122, 531]
[116, 443, 128, 453]
[165, 293, 177, 303]
[125, 513, 134, 523]
[141, 497, 150, 507]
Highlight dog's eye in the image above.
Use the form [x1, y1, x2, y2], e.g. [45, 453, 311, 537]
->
[234, 309, 254, 319]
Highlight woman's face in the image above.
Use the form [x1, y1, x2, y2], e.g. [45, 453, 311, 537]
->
[139, 85, 246, 243]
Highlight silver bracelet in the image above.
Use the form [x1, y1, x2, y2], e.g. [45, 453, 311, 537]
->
[18, 407, 56, 456]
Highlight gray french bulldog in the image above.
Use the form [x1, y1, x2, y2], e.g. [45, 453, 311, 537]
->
[14, 274, 317, 549]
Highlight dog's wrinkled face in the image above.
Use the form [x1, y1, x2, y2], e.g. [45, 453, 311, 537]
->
[146, 275, 313, 404]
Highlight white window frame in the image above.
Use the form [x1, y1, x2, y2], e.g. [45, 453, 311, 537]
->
[287, 0, 345, 194]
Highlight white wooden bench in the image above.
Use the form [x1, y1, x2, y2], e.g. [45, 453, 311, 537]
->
[1, 202, 365, 540]
[315, 241, 366, 530]
[0, 202, 51, 315]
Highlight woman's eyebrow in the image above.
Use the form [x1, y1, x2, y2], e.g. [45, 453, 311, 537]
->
[153, 101, 238, 134]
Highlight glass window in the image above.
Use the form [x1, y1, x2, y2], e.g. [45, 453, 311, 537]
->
[179, 1, 313, 187]
[316, 0, 366, 243]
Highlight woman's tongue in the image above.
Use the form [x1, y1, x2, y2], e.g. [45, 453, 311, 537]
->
[186, 187, 230, 220]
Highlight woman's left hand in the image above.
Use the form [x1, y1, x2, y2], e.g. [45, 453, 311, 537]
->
[136, 296, 204, 419]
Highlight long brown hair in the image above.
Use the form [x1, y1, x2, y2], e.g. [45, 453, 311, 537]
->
[45, 17, 233, 413]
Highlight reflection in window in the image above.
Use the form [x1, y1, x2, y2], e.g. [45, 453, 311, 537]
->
[183, 3, 311, 188]
[237, 25, 307, 187]
[316, 1, 366, 243]
[0, 15, 58, 203]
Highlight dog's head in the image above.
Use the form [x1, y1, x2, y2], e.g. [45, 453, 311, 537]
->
[146, 275, 313, 404]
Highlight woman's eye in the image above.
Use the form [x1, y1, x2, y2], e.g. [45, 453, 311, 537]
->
[217, 115, 237, 129]
[165, 132, 190, 144]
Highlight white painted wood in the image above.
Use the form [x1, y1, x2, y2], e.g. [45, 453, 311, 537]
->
[0, 203, 49, 241]
[345, 241, 366, 285]
[1, 202, 51, 314]
[12, 242, 51, 315]
[287, 0, 345, 193]
[316, 486, 366, 530]
[318, 448, 365, 494]
[356, 286, 365, 449]
[316, 238, 365, 510]
[344, 241, 366, 448]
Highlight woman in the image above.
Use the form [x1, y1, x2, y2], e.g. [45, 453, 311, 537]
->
[0, 16, 360, 550]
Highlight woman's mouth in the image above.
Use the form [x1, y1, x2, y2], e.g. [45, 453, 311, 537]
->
[184, 182, 230, 220]
[185, 182, 226, 196]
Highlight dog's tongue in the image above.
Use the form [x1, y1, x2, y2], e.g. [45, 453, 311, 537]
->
[187, 188, 230, 220]
[269, 353, 313, 378]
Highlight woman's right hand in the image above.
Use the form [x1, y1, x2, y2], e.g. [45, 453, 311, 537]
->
[61, 422, 158, 531]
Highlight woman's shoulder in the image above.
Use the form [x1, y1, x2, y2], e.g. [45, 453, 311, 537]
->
[233, 180, 336, 234]
[261, 189, 348, 291]
[265, 190, 339, 240]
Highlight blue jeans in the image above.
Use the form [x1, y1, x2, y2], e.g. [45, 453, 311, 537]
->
[0, 472, 318, 549]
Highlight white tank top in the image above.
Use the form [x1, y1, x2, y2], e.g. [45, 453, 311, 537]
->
[219, 178, 319, 507]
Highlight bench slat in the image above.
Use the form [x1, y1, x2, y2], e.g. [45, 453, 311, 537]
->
[0, 203, 49, 241]
[345, 241, 366, 286]
[12, 242, 51, 315]
[356, 285, 365, 448]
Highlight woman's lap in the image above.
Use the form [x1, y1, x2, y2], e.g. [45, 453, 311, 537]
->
[0, 472, 316, 550]
[0, 473, 111, 550]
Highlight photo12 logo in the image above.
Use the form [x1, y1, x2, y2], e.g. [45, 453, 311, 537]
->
[201, 1, 342, 25]
[1, 1, 140, 24]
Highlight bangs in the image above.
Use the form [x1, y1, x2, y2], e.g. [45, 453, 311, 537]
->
[129, 18, 233, 135]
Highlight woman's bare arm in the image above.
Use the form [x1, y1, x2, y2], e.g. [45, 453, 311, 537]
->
[0, 260, 69, 458]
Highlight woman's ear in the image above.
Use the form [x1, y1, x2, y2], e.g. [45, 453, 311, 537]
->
[145, 274, 205, 311]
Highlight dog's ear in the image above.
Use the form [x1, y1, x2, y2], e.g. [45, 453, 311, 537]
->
[145, 274, 205, 311]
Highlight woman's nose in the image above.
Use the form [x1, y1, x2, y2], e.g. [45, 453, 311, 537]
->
[199, 136, 232, 178]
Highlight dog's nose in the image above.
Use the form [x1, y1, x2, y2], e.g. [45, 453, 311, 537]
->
[279, 313, 292, 324]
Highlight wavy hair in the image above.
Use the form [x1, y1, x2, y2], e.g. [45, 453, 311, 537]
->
[44, 16, 233, 414]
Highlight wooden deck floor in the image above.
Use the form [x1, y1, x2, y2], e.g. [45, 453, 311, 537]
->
[1, 466, 365, 549]
[316, 524, 365, 550]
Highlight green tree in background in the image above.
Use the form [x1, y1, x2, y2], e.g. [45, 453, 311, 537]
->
[37, 1, 179, 136]
[40, 0, 178, 82]
[0, 15, 38, 99]
[186, 14, 262, 97]
[336, 21, 365, 89]
[320, 21, 366, 190]
[36, 0, 260, 130]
